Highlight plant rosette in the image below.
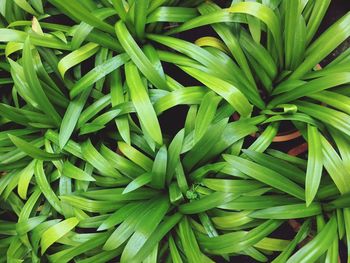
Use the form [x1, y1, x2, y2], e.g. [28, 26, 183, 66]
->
[0, 0, 350, 262]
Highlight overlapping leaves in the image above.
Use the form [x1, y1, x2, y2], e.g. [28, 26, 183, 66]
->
[1, 0, 350, 262]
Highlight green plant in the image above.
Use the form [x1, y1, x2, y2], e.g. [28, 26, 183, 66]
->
[1, 0, 350, 262]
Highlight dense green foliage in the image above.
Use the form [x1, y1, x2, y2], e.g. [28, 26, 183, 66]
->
[1, 0, 350, 262]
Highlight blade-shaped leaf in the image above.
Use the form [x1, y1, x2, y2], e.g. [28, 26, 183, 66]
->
[125, 62, 163, 145]
[224, 155, 305, 200]
[286, 216, 337, 263]
[305, 125, 323, 206]
[9, 135, 62, 160]
[41, 217, 79, 254]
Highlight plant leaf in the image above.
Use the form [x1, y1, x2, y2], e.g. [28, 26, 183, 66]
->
[305, 125, 323, 206]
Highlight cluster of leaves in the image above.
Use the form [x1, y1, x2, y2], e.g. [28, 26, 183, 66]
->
[1, 0, 350, 262]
